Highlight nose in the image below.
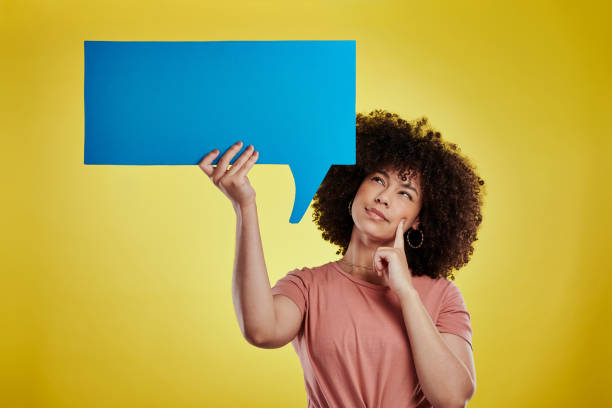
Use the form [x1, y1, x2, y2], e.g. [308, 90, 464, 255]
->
[375, 196, 389, 207]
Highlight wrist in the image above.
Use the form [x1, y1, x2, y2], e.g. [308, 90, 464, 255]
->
[233, 199, 257, 213]
[398, 286, 420, 305]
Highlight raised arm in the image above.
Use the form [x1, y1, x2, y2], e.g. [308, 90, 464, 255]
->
[198, 141, 301, 348]
[232, 200, 276, 345]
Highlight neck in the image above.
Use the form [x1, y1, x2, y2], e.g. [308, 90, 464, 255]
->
[339, 226, 394, 283]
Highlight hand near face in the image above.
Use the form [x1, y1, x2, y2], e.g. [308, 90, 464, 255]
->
[372, 219, 415, 297]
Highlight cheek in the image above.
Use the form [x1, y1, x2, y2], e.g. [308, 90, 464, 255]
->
[397, 206, 417, 220]
[354, 185, 371, 201]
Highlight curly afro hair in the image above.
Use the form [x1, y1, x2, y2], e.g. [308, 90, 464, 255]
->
[312, 109, 486, 281]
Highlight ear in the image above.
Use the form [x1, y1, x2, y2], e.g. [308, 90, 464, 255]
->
[411, 217, 420, 230]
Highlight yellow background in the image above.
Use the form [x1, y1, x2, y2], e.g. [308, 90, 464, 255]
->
[2, 0, 611, 406]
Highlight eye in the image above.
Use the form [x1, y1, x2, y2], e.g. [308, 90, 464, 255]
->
[401, 192, 413, 201]
[371, 176, 384, 185]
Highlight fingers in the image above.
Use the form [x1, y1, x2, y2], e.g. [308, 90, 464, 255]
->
[226, 144, 255, 176]
[374, 256, 384, 277]
[198, 141, 259, 184]
[373, 252, 379, 275]
[373, 250, 387, 275]
[212, 141, 243, 184]
[198, 149, 220, 177]
[394, 219, 405, 249]
[235, 149, 259, 179]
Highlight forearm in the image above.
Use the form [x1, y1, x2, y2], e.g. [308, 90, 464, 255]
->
[399, 289, 474, 408]
[231, 200, 275, 345]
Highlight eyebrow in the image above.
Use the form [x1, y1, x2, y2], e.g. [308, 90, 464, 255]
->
[378, 170, 419, 197]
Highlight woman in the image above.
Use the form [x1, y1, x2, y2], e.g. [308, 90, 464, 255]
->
[199, 110, 486, 408]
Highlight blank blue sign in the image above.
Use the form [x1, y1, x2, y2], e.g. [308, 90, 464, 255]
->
[84, 40, 356, 223]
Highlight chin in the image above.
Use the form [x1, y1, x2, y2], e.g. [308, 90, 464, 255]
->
[357, 221, 390, 241]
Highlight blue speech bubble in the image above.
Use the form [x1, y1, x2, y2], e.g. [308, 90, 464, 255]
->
[84, 41, 355, 224]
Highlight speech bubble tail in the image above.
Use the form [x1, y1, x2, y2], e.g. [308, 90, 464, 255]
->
[288, 163, 332, 224]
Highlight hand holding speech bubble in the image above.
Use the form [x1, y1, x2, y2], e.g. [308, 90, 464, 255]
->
[84, 40, 355, 223]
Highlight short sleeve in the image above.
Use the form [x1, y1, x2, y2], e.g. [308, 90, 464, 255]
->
[435, 281, 473, 350]
[270, 267, 311, 320]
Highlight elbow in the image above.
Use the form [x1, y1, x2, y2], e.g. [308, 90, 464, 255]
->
[245, 333, 286, 349]
[437, 400, 468, 408]
[447, 383, 476, 408]
[436, 382, 476, 408]
[244, 330, 266, 348]
[244, 329, 278, 349]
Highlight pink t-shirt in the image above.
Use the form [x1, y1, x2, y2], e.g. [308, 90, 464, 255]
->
[270, 261, 472, 408]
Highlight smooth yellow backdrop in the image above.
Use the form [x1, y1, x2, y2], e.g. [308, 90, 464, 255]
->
[2, 0, 611, 406]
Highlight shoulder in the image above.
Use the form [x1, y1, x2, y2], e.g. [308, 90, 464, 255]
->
[411, 275, 469, 308]
[441, 280, 467, 302]
[411, 273, 453, 295]
[279, 262, 332, 284]
[437, 280, 470, 316]
[413, 274, 461, 290]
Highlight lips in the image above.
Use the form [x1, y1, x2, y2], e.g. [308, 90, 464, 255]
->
[366, 207, 388, 221]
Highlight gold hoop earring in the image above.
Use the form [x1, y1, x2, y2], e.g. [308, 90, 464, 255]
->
[405, 228, 424, 248]
[348, 199, 353, 215]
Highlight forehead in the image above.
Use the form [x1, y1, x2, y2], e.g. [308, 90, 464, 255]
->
[376, 166, 421, 186]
